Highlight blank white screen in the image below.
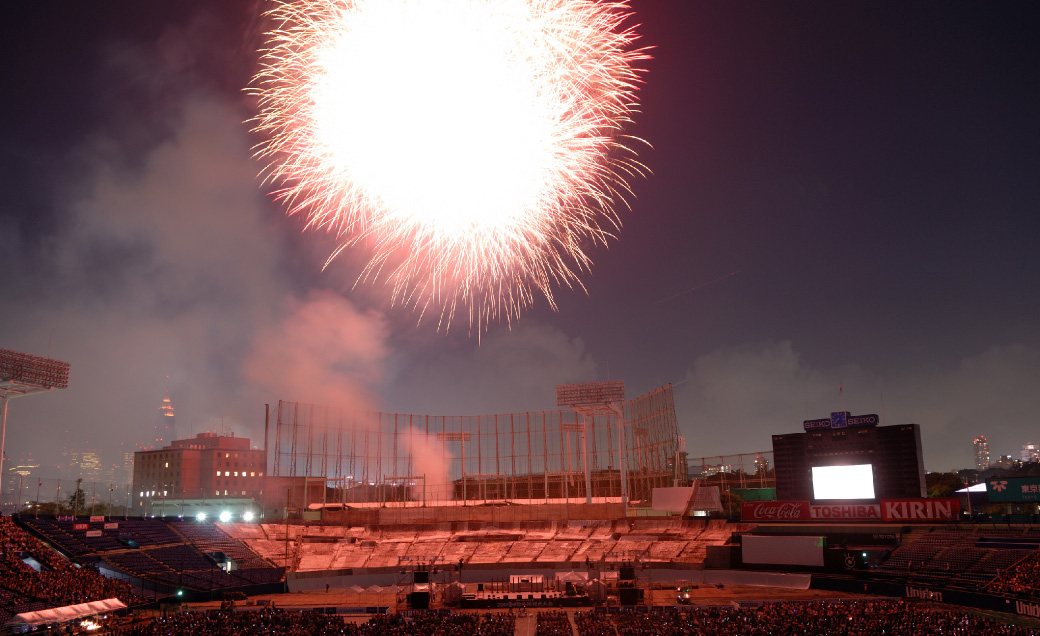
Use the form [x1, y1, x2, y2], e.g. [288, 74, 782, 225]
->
[812, 464, 875, 500]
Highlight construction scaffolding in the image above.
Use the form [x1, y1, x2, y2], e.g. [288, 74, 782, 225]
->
[272, 384, 680, 510]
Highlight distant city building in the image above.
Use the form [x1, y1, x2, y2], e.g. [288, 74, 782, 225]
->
[1022, 443, 1039, 463]
[973, 435, 991, 471]
[2, 453, 39, 512]
[152, 388, 176, 448]
[77, 451, 103, 483]
[59, 448, 104, 483]
[132, 432, 266, 514]
[114, 449, 134, 485]
[993, 454, 1018, 471]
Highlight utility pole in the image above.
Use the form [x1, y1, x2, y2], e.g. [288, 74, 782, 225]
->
[73, 477, 82, 517]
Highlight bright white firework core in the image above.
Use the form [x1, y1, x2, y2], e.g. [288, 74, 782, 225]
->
[252, 0, 649, 330]
[315, 1, 552, 234]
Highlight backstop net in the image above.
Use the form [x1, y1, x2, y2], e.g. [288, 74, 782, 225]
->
[272, 384, 680, 506]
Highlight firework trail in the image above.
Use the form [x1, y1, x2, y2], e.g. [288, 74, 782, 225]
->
[250, 0, 650, 331]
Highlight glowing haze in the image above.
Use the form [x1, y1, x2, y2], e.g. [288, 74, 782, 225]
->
[251, 0, 649, 331]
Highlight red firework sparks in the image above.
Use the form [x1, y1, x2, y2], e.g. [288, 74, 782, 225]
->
[250, 0, 650, 331]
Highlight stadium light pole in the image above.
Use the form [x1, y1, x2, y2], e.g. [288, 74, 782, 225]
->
[556, 381, 627, 513]
[0, 348, 71, 512]
[437, 432, 471, 504]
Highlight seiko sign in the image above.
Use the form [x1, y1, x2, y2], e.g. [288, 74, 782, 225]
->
[803, 413, 880, 431]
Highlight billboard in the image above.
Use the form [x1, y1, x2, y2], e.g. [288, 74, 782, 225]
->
[811, 464, 875, 500]
[742, 535, 824, 567]
[741, 498, 960, 522]
[803, 412, 880, 431]
[811, 503, 882, 521]
[986, 477, 1040, 503]
[881, 498, 960, 521]
[741, 501, 810, 522]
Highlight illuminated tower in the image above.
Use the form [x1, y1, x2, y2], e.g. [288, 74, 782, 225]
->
[1022, 444, 1039, 464]
[973, 435, 991, 471]
[155, 385, 176, 447]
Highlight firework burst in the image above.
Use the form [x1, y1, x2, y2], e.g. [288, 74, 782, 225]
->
[250, 0, 650, 331]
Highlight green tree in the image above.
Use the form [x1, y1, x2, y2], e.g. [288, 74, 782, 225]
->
[68, 478, 86, 515]
[926, 472, 964, 498]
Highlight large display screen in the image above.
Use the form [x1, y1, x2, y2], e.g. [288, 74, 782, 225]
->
[812, 463, 875, 500]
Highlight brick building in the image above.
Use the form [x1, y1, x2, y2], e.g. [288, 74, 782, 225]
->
[132, 432, 266, 513]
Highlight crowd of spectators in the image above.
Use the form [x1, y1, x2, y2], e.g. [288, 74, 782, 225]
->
[573, 609, 614, 636]
[0, 516, 141, 623]
[104, 603, 1040, 636]
[477, 611, 516, 636]
[990, 552, 1040, 597]
[572, 600, 1038, 636]
[536, 610, 573, 636]
[119, 610, 516, 636]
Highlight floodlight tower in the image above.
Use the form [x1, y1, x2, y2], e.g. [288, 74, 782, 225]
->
[437, 431, 471, 504]
[556, 381, 626, 512]
[0, 348, 70, 511]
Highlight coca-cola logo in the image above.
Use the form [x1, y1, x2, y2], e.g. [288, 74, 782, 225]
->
[750, 502, 803, 520]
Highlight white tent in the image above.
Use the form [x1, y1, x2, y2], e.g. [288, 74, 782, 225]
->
[555, 571, 589, 582]
[9, 598, 126, 627]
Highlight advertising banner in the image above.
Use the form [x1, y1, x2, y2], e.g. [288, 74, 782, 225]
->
[881, 498, 960, 521]
[986, 477, 1040, 503]
[741, 501, 810, 521]
[741, 498, 960, 522]
[809, 503, 881, 521]
[72, 523, 88, 531]
[803, 413, 880, 431]
[85, 530, 102, 538]
[103, 522, 119, 530]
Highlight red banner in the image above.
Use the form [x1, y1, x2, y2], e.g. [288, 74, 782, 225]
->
[881, 498, 960, 522]
[810, 503, 881, 520]
[72, 523, 88, 531]
[741, 498, 961, 522]
[741, 501, 809, 521]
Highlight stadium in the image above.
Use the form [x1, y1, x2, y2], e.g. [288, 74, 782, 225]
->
[4, 372, 1040, 634]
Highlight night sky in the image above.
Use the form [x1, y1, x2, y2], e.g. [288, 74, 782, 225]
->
[2, 1, 1038, 476]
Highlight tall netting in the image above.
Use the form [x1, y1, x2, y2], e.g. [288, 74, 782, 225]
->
[272, 384, 680, 505]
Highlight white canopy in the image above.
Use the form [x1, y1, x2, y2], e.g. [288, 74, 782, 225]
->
[10, 598, 126, 626]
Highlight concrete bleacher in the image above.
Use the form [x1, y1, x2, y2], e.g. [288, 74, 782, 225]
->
[227, 518, 744, 574]
[503, 540, 548, 563]
[574, 535, 617, 557]
[537, 540, 581, 562]
[875, 526, 1040, 591]
[16, 516, 284, 594]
